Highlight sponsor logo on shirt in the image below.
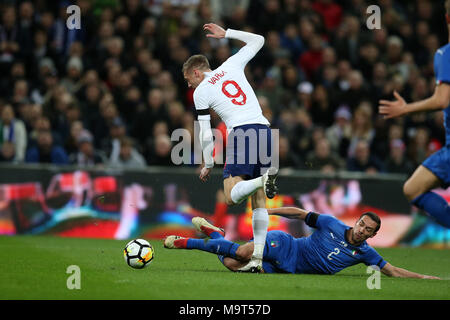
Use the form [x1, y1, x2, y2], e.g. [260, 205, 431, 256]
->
[330, 232, 347, 247]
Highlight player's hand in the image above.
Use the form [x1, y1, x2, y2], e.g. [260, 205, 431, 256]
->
[199, 166, 212, 182]
[423, 275, 441, 280]
[378, 91, 407, 119]
[203, 23, 226, 39]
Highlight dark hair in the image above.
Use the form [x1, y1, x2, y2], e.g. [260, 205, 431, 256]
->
[359, 212, 381, 232]
[182, 54, 210, 74]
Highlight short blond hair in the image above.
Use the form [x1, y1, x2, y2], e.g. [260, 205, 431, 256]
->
[182, 54, 210, 74]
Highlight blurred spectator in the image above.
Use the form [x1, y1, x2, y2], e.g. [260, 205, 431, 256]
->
[310, 84, 334, 127]
[65, 120, 84, 155]
[334, 15, 365, 66]
[109, 136, 146, 168]
[311, 0, 343, 32]
[166, 101, 185, 134]
[339, 70, 370, 110]
[100, 116, 127, 159]
[325, 105, 352, 158]
[132, 88, 169, 146]
[28, 115, 62, 148]
[0, 104, 27, 162]
[0, 141, 16, 162]
[347, 139, 384, 174]
[371, 121, 405, 162]
[256, 72, 286, 118]
[296, 81, 314, 110]
[69, 129, 106, 167]
[1, 61, 25, 98]
[279, 23, 304, 63]
[290, 108, 314, 156]
[16, 102, 42, 134]
[298, 33, 324, 80]
[407, 127, 431, 166]
[25, 130, 69, 165]
[147, 134, 173, 166]
[384, 139, 414, 175]
[253, 0, 286, 34]
[11, 79, 29, 105]
[305, 137, 343, 173]
[347, 102, 375, 157]
[61, 56, 83, 94]
[278, 135, 302, 169]
[0, 6, 20, 74]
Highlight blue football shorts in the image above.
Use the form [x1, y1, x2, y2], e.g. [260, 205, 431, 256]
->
[261, 230, 298, 274]
[223, 124, 272, 179]
[422, 145, 450, 188]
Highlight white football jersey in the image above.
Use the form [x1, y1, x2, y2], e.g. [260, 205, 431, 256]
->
[194, 29, 270, 129]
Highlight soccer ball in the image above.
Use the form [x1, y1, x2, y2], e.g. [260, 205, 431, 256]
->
[123, 239, 154, 269]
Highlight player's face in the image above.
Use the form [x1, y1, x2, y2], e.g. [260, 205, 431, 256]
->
[183, 69, 203, 89]
[352, 216, 378, 243]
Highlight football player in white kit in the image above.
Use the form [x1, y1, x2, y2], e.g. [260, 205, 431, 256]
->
[180, 23, 278, 272]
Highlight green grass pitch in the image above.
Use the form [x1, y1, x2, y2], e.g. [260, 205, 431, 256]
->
[0, 235, 449, 300]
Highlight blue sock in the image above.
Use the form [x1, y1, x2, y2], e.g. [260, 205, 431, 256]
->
[186, 238, 239, 258]
[412, 192, 450, 228]
[210, 231, 224, 239]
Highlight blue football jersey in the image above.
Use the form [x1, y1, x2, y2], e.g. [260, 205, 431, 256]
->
[294, 213, 387, 275]
[434, 43, 450, 146]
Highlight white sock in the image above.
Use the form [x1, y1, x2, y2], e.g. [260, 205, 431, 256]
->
[230, 177, 263, 204]
[252, 208, 269, 259]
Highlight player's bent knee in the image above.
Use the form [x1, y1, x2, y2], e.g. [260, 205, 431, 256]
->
[235, 243, 253, 261]
[223, 257, 243, 272]
[222, 258, 235, 271]
[403, 179, 420, 201]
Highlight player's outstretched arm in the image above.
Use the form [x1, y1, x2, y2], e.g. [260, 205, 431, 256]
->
[379, 84, 450, 119]
[203, 22, 264, 68]
[198, 119, 214, 182]
[267, 207, 309, 220]
[380, 262, 441, 280]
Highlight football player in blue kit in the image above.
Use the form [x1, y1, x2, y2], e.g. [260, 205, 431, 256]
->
[164, 209, 440, 279]
[379, 0, 450, 229]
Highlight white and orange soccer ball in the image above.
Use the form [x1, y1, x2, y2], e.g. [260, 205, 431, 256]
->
[123, 239, 154, 269]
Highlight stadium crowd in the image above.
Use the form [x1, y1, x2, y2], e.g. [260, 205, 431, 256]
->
[0, 0, 448, 175]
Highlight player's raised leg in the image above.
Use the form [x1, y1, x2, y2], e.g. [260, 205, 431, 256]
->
[223, 167, 278, 206]
[192, 217, 225, 238]
[405, 165, 450, 228]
